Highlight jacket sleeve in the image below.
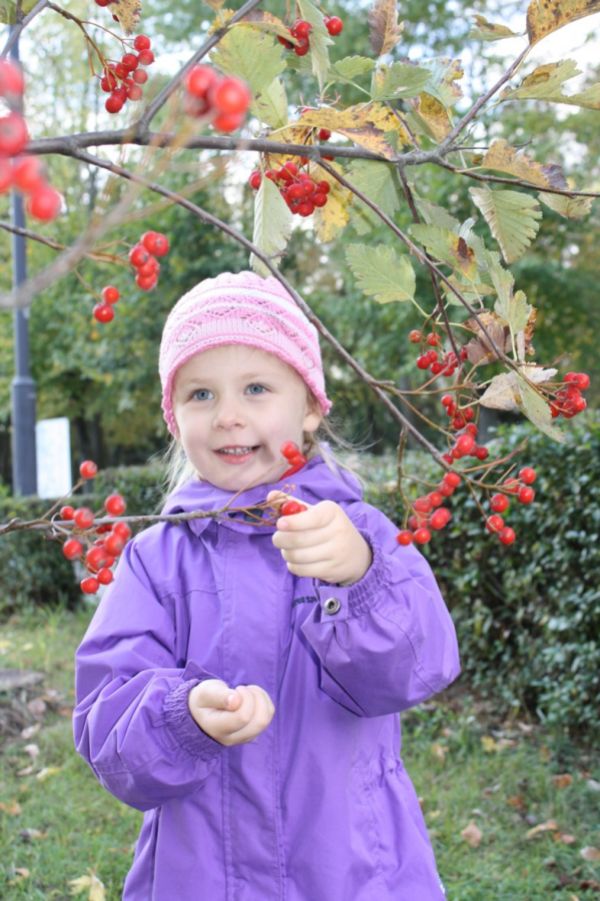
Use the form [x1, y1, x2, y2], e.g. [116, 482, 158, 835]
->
[73, 536, 226, 812]
[300, 502, 461, 717]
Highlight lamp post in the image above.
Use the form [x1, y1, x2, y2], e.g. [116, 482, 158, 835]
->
[9, 24, 37, 495]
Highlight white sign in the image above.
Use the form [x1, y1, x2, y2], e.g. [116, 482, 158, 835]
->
[36, 417, 72, 499]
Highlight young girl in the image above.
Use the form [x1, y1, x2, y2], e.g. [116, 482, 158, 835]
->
[73, 270, 460, 901]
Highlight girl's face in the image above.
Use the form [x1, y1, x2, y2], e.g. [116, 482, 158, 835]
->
[172, 344, 322, 491]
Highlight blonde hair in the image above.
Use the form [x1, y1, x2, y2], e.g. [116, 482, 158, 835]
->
[153, 395, 372, 508]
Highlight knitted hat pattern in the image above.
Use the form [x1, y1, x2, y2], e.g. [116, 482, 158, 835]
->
[159, 270, 332, 436]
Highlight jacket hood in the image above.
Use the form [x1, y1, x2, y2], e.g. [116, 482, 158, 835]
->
[160, 449, 364, 537]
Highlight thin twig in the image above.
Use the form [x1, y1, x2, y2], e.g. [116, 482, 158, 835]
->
[0, 0, 49, 59]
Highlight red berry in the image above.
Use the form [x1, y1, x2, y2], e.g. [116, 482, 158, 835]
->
[409, 329, 423, 344]
[443, 472, 461, 488]
[0, 59, 25, 98]
[313, 192, 328, 208]
[97, 567, 114, 585]
[414, 497, 432, 514]
[416, 354, 430, 370]
[138, 49, 155, 66]
[503, 478, 520, 495]
[141, 230, 170, 256]
[297, 200, 315, 217]
[60, 505, 75, 520]
[103, 533, 125, 556]
[12, 155, 44, 192]
[104, 493, 126, 516]
[317, 181, 330, 194]
[0, 111, 28, 156]
[186, 65, 218, 98]
[136, 272, 158, 291]
[519, 467, 536, 485]
[430, 508, 452, 530]
[62, 538, 83, 560]
[129, 243, 150, 268]
[490, 493, 509, 513]
[85, 545, 110, 573]
[454, 433, 475, 457]
[80, 577, 100, 595]
[112, 521, 132, 541]
[0, 158, 13, 193]
[73, 507, 95, 529]
[486, 514, 504, 534]
[396, 530, 413, 546]
[79, 460, 98, 479]
[102, 285, 120, 304]
[105, 93, 125, 114]
[93, 303, 114, 323]
[428, 491, 444, 508]
[498, 526, 516, 546]
[137, 256, 159, 277]
[212, 110, 245, 132]
[280, 500, 308, 516]
[474, 446, 489, 460]
[210, 76, 251, 116]
[27, 184, 62, 222]
[517, 486, 535, 505]
[324, 15, 343, 35]
[281, 441, 301, 461]
[133, 68, 148, 85]
[291, 19, 312, 38]
[294, 37, 310, 56]
[426, 333, 441, 346]
[249, 170, 261, 190]
[318, 128, 331, 141]
[413, 527, 431, 545]
[127, 83, 143, 102]
[133, 34, 151, 51]
[121, 53, 139, 71]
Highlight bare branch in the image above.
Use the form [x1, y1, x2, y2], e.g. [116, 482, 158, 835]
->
[0, 0, 49, 59]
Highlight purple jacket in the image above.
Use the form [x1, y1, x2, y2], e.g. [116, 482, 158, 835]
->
[73, 454, 460, 900]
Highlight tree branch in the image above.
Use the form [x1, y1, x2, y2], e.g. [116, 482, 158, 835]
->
[0, 0, 49, 59]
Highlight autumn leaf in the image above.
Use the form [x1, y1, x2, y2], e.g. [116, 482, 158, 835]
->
[461, 822, 483, 847]
[580, 846, 600, 861]
[479, 139, 567, 190]
[505, 59, 600, 109]
[69, 871, 106, 900]
[539, 190, 594, 218]
[313, 164, 352, 242]
[525, 819, 559, 839]
[470, 187, 542, 264]
[299, 103, 411, 158]
[526, 0, 600, 47]
[552, 773, 574, 789]
[470, 14, 520, 40]
[109, 0, 141, 35]
[368, 0, 404, 56]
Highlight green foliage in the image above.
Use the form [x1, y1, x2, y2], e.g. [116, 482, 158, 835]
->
[365, 419, 600, 737]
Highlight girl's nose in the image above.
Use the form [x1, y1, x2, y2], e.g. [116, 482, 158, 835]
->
[213, 400, 245, 429]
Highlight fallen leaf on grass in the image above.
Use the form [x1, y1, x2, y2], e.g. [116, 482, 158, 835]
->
[20, 724, 40, 739]
[526, 819, 559, 839]
[552, 773, 573, 789]
[0, 799, 22, 815]
[69, 871, 106, 899]
[430, 742, 447, 762]
[481, 735, 517, 752]
[19, 828, 47, 842]
[23, 743, 40, 760]
[8, 867, 30, 884]
[580, 846, 600, 861]
[555, 833, 576, 844]
[507, 794, 526, 810]
[461, 822, 483, 847]
[35, 766, 62, 781]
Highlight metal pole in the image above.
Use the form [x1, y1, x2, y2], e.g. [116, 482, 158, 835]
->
[9, 25, 38, 496]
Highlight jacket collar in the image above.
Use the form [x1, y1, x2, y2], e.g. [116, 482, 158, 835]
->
[160, 450, 363, 537]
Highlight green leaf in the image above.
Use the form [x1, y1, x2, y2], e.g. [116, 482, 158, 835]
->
[470, 187, 542, 264]
[250, 178, 292, 276]
[347, 160, 400, 235]
[251, 78, 288, 128]
[538, 191, 594, 218]
[504, 59, 600, 110]
[211, 25, 286, 95]
[370, 62, 431, 101]
[297, 0, 333, 91]
[517, 375, 564, 442]
[495, 286, 531, 335]
[409, 224, 477, 278]
[345, 244, 415, 303]
[332, 56, 375, 82]
[469, 14, 519, 41]
[414, 198, 461, 233]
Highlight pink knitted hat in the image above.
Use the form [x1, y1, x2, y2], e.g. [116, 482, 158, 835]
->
[159, 270, 332, 436]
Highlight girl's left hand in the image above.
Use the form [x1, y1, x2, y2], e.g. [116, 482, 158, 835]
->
[267, 492, 373, 586]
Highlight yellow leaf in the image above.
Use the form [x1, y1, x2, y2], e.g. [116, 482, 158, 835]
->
[411, 94, 452, 140]
[313, 164, 351, 242]
[110, 0, 142, 35]
[69, 872, 106, 900]
[461, 822, 483, 847]
[481, 735, 499, 753]
[430, 742, 447, 762]
[480, 139, 566, 190]
[35, 766, 62, 781]
[526, 0, 600, 46]
[525, 819, 559, 839]
[368, 0, 404, 56]
[470, 14, 520, 40]
[300, 103, 411, 158]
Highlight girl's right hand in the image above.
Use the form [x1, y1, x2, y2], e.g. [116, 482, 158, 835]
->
[188, 679, 275, 747]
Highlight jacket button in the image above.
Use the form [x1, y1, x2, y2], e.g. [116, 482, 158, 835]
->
[323, 597, 341, 615]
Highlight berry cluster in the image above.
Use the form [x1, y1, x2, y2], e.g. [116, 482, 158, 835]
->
[409, 329, 467, 378]
[100, 35, 155, 114]
[550, 371, 590, 419]
[93, 230, 170, 323]
[485, 466, 537, 546]
[184, 65, 251, 133]
[440, 396, 489, 462]
[59, 460, 132, 595]
[277, 15, 344, 55]
[281, 441, 308, 477]
[396, 471, 461, 546]
[0, 60, 62, 221]
[249, 161, 331, 218]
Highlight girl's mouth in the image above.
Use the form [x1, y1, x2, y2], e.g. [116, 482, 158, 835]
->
[215, 445, 260, 463]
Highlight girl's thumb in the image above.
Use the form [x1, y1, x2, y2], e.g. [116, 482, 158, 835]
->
[225, 690, 240, 709]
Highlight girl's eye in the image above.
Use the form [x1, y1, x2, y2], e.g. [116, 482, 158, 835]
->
[247, 383, 267, 395]
[192, 388, 212, 401]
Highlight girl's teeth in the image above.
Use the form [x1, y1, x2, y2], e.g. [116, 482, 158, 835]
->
[220, 447, 254, 455]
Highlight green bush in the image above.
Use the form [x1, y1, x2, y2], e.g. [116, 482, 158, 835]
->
[366, 418, 600, 739]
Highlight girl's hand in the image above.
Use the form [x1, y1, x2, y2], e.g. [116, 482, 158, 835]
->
[267, 492, 373, 586]
[188, 680, 275, 747]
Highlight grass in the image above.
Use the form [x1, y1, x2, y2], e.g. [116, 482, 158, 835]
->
[0, 604, 598, 900]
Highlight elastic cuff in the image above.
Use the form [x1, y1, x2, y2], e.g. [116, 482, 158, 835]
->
[162, 678, 225, 762]
[346, 530, 393, 615]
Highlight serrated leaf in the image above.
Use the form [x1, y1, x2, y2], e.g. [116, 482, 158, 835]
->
[526, 0, 600, 47]
[345, 244, 415, 303]
[470, 14, 519, 40]
[421, 57, 464, 107]
[297, 0, 332, 90]
[332, 56, 376, 82]
[539, 190, 594, 218]
[479, 139, 566, 190]
[410, 224, 478, 278]
[470, 187, 542, 264]
[347, 159, 399, 235]
[371, 62, 432, 100]
[517, 374, 564, 441]
[251, 78, 288, 128]
[505, 59, 600, 109]
[368, 0, 404, 56]
[495, 287, 532, 335]
[250, 178, 292, 276]
[299, 103, 411, 158]
[313, 163, 352, 242]
[239, 9, 290, 40]
[409, 94, 452, 140]
[211, 25, 285, 95]
[415, 199, 461, 232]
